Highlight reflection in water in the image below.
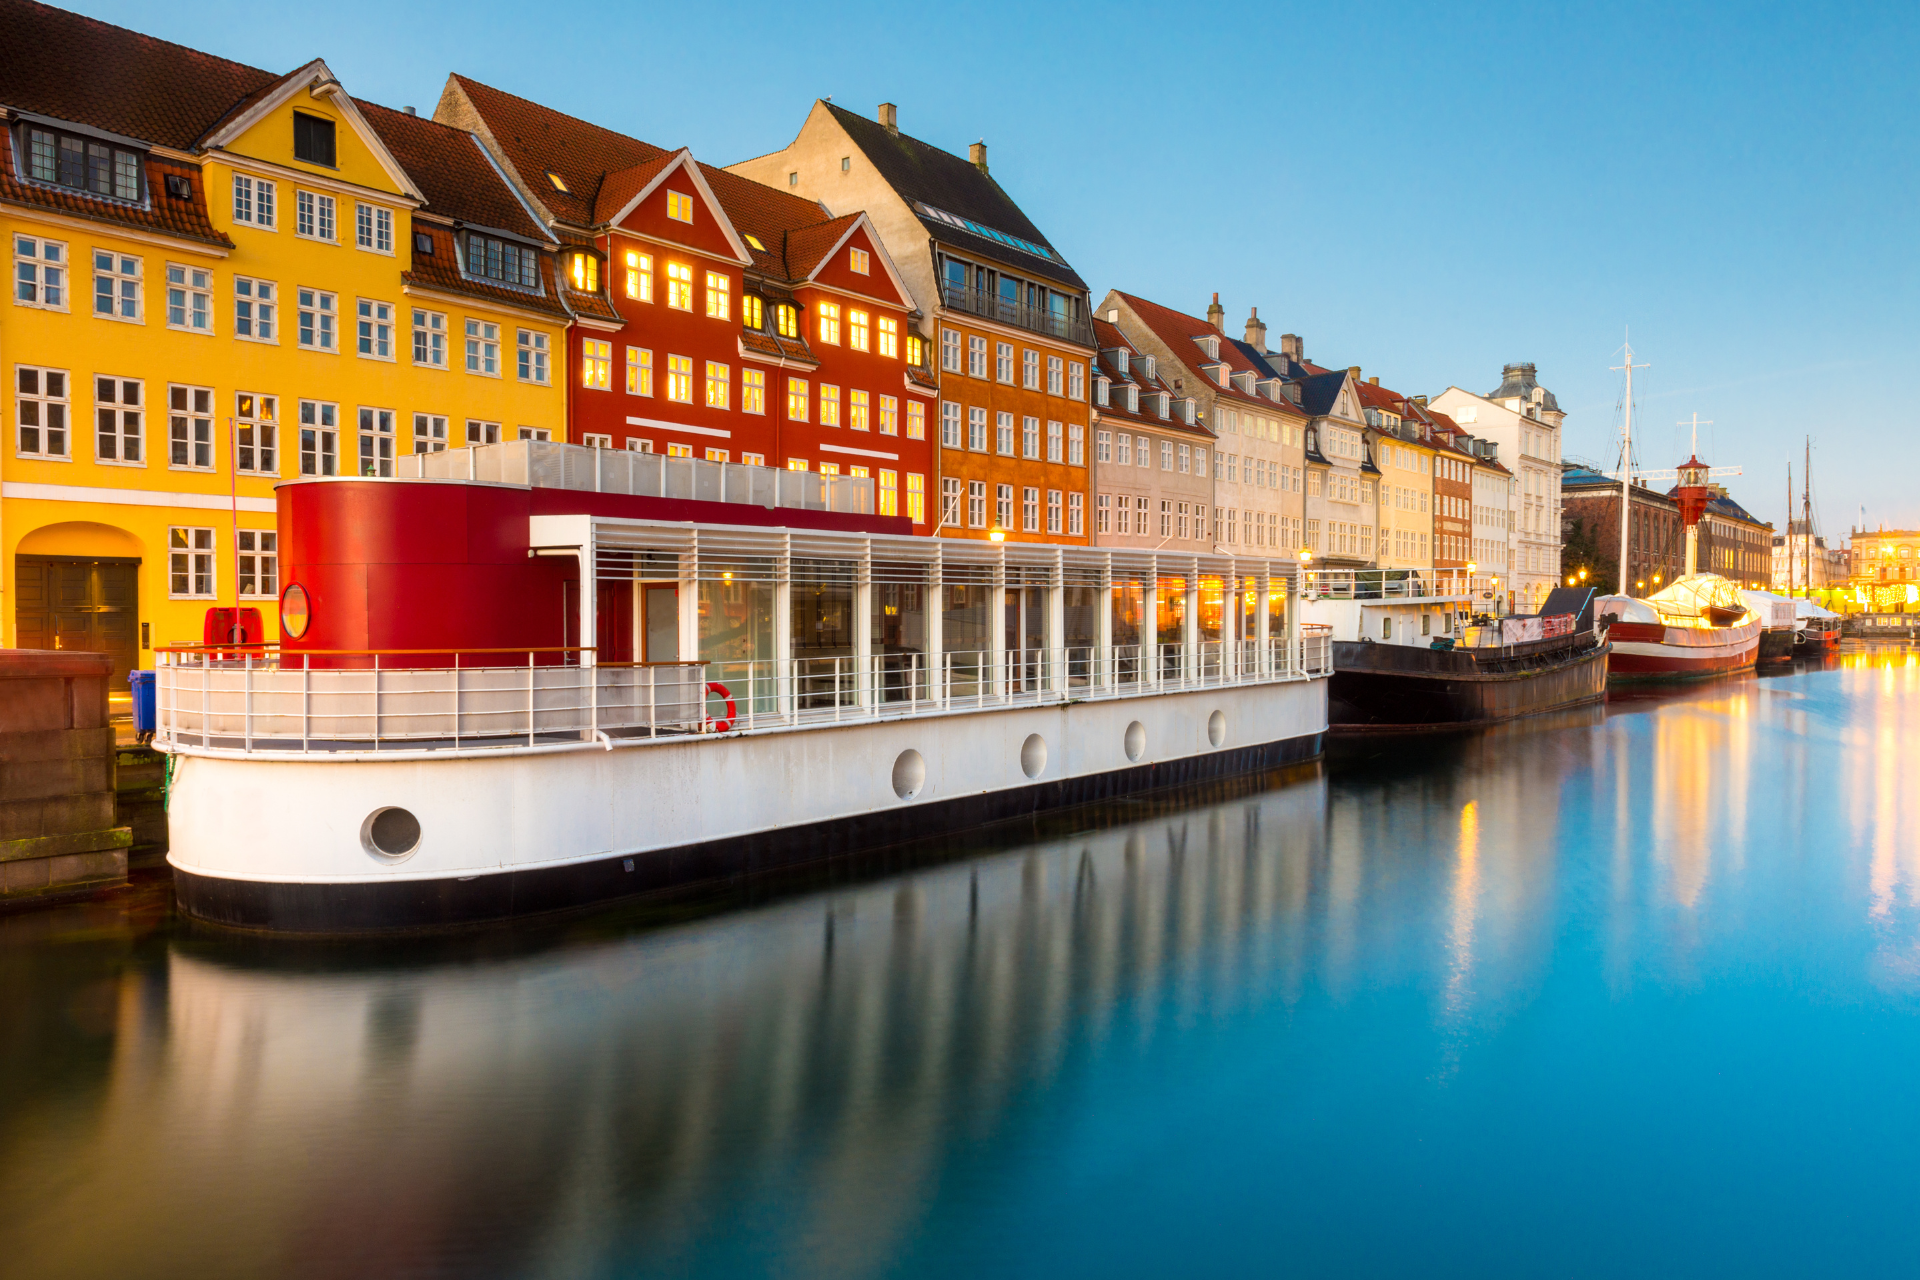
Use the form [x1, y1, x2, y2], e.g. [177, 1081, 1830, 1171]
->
[7, 645, 1920, 1277]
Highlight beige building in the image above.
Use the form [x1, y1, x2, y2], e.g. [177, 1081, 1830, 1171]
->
[1431, 363, 1566, 612]
[1086, 320, 1213, 548]
[1292, 366, 1377, 571]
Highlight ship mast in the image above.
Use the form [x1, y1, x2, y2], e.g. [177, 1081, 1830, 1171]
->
[1786, 461, 1794, 597]
[1612, 338, 1647, 596]
[1804, 437, 1813, 599]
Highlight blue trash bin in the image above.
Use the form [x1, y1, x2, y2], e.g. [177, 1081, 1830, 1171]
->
[130, 669, 156, 738]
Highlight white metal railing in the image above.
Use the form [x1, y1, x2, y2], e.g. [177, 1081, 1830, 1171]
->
[156, 634, 1333, 756]
[396, 440, 876, 515]
[1301, 570, 1497, 602]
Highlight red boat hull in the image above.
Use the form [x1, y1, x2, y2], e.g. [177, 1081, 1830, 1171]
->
[1607, 619, 1762, 681]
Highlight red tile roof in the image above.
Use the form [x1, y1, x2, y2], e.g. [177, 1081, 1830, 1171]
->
[402, 222, 567, 318]
[1108, 291, 1302, 414]
[783, 213, 861, 279]
[0, 121, 231, 247]
[1089, 316, 1213, 438]
[361, 100, 546, 242]
[590, 153, 677, 225]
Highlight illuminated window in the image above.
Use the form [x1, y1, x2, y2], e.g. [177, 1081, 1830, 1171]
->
[744, 235, 765, 252]
[666, 262, 692, 310]
[818, 302, 840, 345]
[667, 354, 693, 403]
[906, 333, 924, 366]
[819, 462, 838, 477]
[705, 361, 729, 409]
[666, 443, 693, 458]
[775, 303, 798, 338]
[850, 247, 870, 274]
[820, 384, 841, 427]
[705, 271, 730, 320]
[906, 401, 924, 440]
[667, 191, 693, 223]
[877, 316, 897, 358]
[705, 448, 728, 463]
[907, 473, 924, 523]
[546, 170, 569, 193]
[788, 458, 808, 471]
[849, 309, 870, 351]
[879, 394, 898, 435]
[625, 251, 652, 301]
[626, 347, 652, 396]
[849, 389, 869, 431]
[788, 378, 809, 421]
[569, 252, 598, 292]
[742, 369, 765, 414]
[848, 465, 868, 478]
[742, 295, 763, 329]
[581, 339, 611, 390]
[879, 469, 897, 515]
[741, 452, 765, 466]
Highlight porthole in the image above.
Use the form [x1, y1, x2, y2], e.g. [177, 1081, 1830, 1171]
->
[281, 582, 311, 639]
[1020, 733, 1048, 780]
[1207, 710, 1226, 748]
[1124, 720, 1146, 762]
[891, 748, 926, 801]
[361, 806, 421, 860]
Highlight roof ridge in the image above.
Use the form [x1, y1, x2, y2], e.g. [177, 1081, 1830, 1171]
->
[12, 0, 277, 83]
[450, 72, 670, 157]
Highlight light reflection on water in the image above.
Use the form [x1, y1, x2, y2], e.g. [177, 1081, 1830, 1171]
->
[5, 645, 1920, 1278]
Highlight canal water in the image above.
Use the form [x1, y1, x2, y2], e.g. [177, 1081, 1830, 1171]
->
[4, 646, 1920, 1278]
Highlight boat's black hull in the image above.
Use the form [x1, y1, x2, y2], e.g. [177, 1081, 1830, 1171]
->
[1328, 636, 1610, 733]
[1758, 629, 1797, 664]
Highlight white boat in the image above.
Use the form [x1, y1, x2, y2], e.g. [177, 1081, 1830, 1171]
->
[1597, 575, 1762, 680]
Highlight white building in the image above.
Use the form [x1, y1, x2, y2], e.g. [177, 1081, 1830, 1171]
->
[1431, 363, 1565, 613]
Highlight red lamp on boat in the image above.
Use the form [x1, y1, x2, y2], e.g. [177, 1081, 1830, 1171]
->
[1675, 455, 1712, 577]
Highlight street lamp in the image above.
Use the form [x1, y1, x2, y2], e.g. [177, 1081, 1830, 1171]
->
[989, 527, 1006, 542]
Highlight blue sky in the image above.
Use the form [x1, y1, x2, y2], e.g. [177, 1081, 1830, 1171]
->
[82, 0, 1919, 534]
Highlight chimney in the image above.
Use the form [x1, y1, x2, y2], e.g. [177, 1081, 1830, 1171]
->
[1369, 376, 1379, 386]
[1206, 292, 1226, 333]
[1412, 394, 1428, 407]
[1278, 333, 1303, 363]
[878, 102, 898, 135]
[1244, 306, 1267, 354]
[1348, 366, 1361, 381]
[969, 140, 988, 174]
[403, 106, 416, 116]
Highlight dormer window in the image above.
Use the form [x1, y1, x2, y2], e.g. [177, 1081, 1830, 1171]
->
[292, 112, 335, 167]
[1180, 399, 1196, 425]
[1154, 391, 1170, 420]
[742, 295, 764, 330]
[1140, 354, 1156, 380]
[464, 232, 540, 290]
[1094, 377, 1110, 408]
[567, 251, 598, 293]
[774, 303, 799, 339]
[1194, 334, 1219, 361]
[545, 170, 570, 194]
[906, 334, 925, 366]
[21, 124, 144, 202]
[1125, 385, 1140, 413]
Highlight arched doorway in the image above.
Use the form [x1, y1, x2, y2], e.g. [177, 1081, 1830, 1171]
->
[16, 521, 144, 684]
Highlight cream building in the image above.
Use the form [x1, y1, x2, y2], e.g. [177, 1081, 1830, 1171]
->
[1431, 363, 1564, 612]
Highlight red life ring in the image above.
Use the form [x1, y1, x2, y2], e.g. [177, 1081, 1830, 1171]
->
[704, 682, 735, 732]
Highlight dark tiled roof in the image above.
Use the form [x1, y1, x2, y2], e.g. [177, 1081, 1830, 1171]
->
[562, 281, 621, 323]
[0, 0, 280, 148]
[361, 101, 546, 241]
[0, 125, 232, 247]
[402, 221, 567, 318]
[825, 102, 1085, 292]
[1295, 370, 1349, 417]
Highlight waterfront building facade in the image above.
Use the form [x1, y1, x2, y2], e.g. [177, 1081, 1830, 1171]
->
[1771, 521, 1846, 593]
[1355, 377, 1436, 584]
[1086, 319, 1212, 550]
[1095, 292, 1308, 558]
[1293, 368, 1378, 571]
[1431, 363, 1565, 611]
[1690, 489, 1772, 588]
[1561, 465, 1682, 596]
[0, 0, 567, 676]
[1428, 418, 1477, 593]
[1847, 529, 1920, 611]
[730, 103, 1093, 544]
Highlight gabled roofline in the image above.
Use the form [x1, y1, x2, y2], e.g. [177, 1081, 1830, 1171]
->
[802, 212, 915, 307]
[465, 133, 557, 243]
[602, 149, 751, 265]
[199, 59, 424, 202]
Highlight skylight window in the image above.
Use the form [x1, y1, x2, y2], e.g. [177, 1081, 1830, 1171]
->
[546, 171, 569, 194]
[744, 234, 766, 252]
[913, 201, 1055, 263]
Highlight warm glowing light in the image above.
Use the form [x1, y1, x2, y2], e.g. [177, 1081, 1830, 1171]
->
[989, 528, 1006, 542]
[1467, 561, 1477, 574]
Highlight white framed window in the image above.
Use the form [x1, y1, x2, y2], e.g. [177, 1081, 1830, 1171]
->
[167, 384, 214, 470]
[706, 361, 730, 409]
[168, 527, 216, 598]
[412, 309, 446, 366]
[1047, 489, 1062, 534]
[1069, 361, 1085, 401]
[355, 203, 393, 253]
[1022, 415, 1039, 459]
[1068, 423, 1084, 466]
[298, 400, 338, 475]
[93, 250, 141, 320]
[295, 190, 335, 241]
[413, 413, 448, 453]
[942, 327, 962, 372]
[465, 319, 499, 375]
[517, 329, 550, 384]
[879, 394, 898, 435]
[627, 437, 654, 452]
[580, 340, 612, 389]
[705, 447, 729, 463]
[355, 298, 394, 359]
[582, 433, 612, 449]
[666, 262, 693, 310]
[1047, 355, 1063, 395]
[942, 476, 963, 525]
[516, 427, 550, 441]
[996, 341, 1014, 383]
[1023, 349, 1039, 389]
[878, 316, 898, 358]
[818, 302, 841, 345]
[704, 271, 730, 320]
[297, 288, 336, 350]
[627, 347, 653, 396]
[941, 401, 962, 448]
[165, 263, 212, 332]
[1161, 441, 1174, 471]
[624, 250, 652, 301]
[667, 355, 693, 403]
[467, 420, 501, 446]
[357, 407, 395, 475]
[849, 388, 868, 430]
[1098, 492, 1111, 534]
[16, 366, 70, 458]
[971, 480, 990, 528]
[236, 392, 277, 473]
[907, 401, 925, 441]
[850, 247, 870, 274]
[1178, 443, 1191, 474]
[1022, 487, 1040, 533]
[669, 444, 696, 458]
[849, 309, 870, 351]
[233, 276, 274, 341]
[968, 335, 987, 378]
[667, 191, 694, 223]
[1136, 436, 1150, 468]
[13, 235, 67, 309]
[820, 384, 841, 427]
[787, 377, 809, 421]
[996, 411, 1014, 456]
[94, 375, 142, 464]
[741, 451, 766, 467]
[236, 529, 278, 598]
[996, 484, 1014, 530]
[969, 406, 987, 452]
[742, 368, 766, 414]
[1046, 419, 1062, 463]
[232, 174, 275, 229]
[1068, 491, 1083, 536]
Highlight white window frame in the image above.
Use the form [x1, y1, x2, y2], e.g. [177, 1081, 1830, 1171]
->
[17, 365, 72, 459]
[168, 526, 217, 599]
[355, 298, 394, 360]
[166, 383, 215, 471]
[93, 374, 143, 466]
[742, 368, 766, 415]
[297, 288, 337, 351]
[164, 262, 213, 334]
[942, 401, 962, 448]
[92, 249, 142, 322]
[1047, 356, 1063, 396]
[467, 420, 502, 446]
[627, 347, 653, 396]
[13, 234, 68, 311]
[236, 529, 278, 599]
[1023, 349, 1040, 389]
[357, 406, 396, 476]
[1068, 423, 1084, 466]
[235, 392, 278, 474]
[355, 203, 394, 254]
[517, 329, 550, 384]
[299, 400, 339, 476]
[996, 341, 1014, 384]
[295, 189, 336, 242]
[412, 308, 447, 367]
[233, 275, 275, 343]
[412, 413, 448, 453]
[232, 173, 276, 230]
[465, 319, 500, 376]
[1069, 361, 1085, 401]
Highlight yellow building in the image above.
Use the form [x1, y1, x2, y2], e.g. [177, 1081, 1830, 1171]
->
[1358, 378, 1437, 580]
[2, 1, 571, 693]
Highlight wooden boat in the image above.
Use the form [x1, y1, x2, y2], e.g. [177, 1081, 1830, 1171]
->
[1598, 575, 1761, 681]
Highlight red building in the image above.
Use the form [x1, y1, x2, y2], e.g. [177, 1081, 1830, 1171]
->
[435, 77, 935, 526]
